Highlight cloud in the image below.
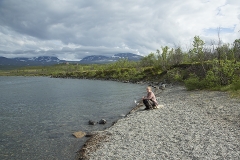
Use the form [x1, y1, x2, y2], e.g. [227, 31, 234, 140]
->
[0, 0, 239, 60]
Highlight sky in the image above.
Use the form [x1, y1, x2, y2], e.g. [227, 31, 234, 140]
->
[0, 0, 240, 61]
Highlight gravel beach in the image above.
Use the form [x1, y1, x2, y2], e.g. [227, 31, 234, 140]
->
[82, 85, 240, 160]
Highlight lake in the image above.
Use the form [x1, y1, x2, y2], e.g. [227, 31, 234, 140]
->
[0, 76, 145, 160]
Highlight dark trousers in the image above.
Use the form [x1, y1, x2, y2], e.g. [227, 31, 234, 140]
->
[143, 99, 155, 109]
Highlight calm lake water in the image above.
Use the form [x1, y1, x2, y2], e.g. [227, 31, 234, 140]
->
[0, 76, 145, 160]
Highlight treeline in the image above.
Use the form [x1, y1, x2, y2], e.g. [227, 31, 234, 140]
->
[139, 36, 240, 91]
[53, 36, 240, 91]
[1, 36, 240, 95]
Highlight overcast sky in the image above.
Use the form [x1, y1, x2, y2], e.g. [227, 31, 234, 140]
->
[0, 0, 239, 60]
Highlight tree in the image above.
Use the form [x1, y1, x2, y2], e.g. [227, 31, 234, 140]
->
[233, 39, 240, 61]
[140, 53, 157, 67]
[160, 46, 169, 70]
[173, 47, 184, 65]
[191, 36, 206, 73]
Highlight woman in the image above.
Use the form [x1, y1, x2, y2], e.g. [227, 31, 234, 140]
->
[142, 86, 158, 110]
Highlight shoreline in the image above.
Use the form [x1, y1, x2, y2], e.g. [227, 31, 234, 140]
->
[76, 85, 240, 160]
[75, 82, 160, 160]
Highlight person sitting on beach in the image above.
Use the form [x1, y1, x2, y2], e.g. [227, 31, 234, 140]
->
[142, 86, 158, 110]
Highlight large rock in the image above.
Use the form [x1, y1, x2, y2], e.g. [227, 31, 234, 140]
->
[159, 84, 166, 90]
[99, 119, 107, 124]
[88, 120, 96, 125]
[73, 131, 86, 138]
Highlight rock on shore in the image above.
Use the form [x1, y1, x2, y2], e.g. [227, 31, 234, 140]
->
[73, 131, 86, 138]
[83, 86, 240, 160]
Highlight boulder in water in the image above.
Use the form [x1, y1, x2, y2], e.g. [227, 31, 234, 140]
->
[88, 120, 96, 125]
[73, 131, 86, 138]
[98, 119, 107, 124]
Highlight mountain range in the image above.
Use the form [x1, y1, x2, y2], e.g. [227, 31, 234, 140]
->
[0, 56, 64, 66]
[0, 53, 143, 67]
[80, 53, 143, 64]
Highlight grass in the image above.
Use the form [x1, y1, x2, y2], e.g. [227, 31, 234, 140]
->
[220, 82, 240, 99]
[229, 90, 240, 98]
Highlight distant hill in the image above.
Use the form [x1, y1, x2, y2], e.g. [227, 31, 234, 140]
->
[0, 56, 66, 67]
[80, 55, 110, 64]
[79, 53, 143, 64]
[0, 53, 143, 67]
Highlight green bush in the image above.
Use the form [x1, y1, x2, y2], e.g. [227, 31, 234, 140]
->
[184, 73, 217, 90]
[204, 70, 220, 88]
[174, 73, 183, 82]
[230, 76, 240, 91]
[184, 74, 202, 90]
[86, 71, 96, 78]
[211, 59, 237, 85]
